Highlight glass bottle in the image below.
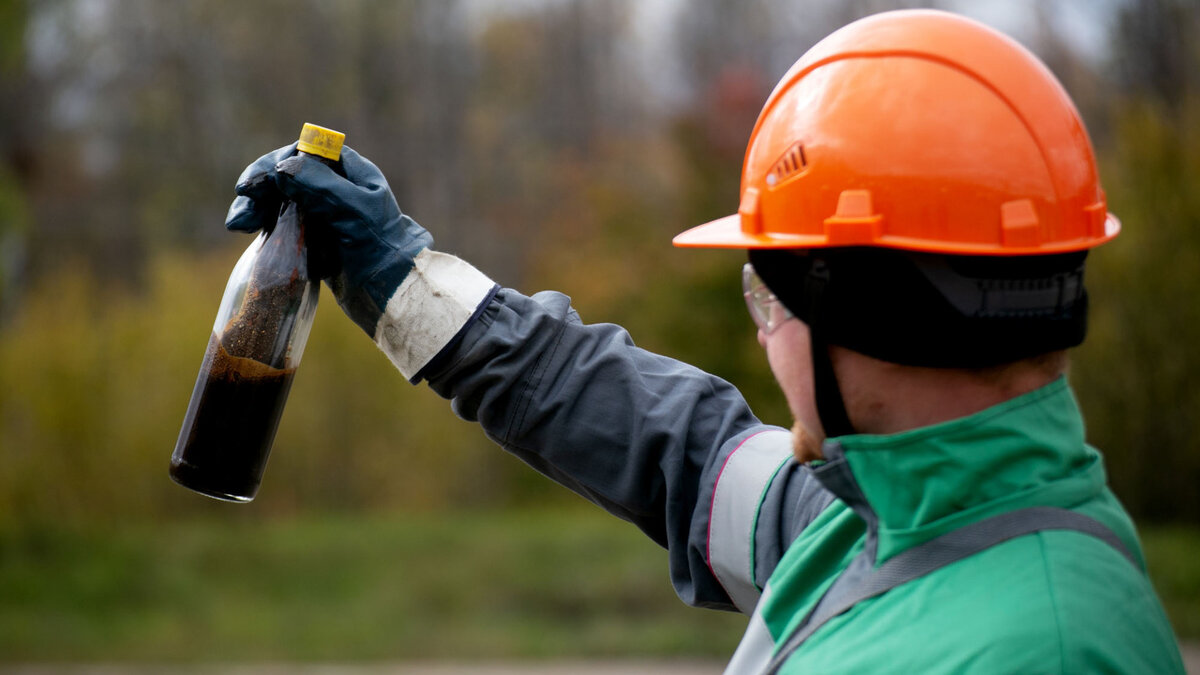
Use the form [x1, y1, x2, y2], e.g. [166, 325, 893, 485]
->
[170, 123, 344, 502]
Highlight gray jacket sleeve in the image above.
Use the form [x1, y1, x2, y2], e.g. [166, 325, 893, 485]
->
[420, 287, 835, 611]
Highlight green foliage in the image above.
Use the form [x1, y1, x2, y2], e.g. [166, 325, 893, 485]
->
[0, 248, 566, 523]
[1142, 525, 1200, 640]
[0, 509, 746, 662]
[0, 0, 25, 74]
[1073, 95, 1200, 523]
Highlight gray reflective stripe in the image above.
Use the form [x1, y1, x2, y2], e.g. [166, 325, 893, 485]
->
[723, 583, 779, 675]
[764, 506, 1138, 674]
[708, 430, 793, 614]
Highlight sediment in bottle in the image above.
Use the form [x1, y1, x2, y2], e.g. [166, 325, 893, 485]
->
[169, 332, 296, 501]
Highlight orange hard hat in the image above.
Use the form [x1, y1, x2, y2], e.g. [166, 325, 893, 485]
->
[673, 9, 1119, 255]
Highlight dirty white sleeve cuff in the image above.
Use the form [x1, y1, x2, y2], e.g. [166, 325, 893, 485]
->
[373, 249, 495, 379]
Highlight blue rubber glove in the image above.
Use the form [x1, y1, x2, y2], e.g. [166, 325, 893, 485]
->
[225, 143, 296, 236]
[226, 143, 495, 379]
[225, 144, 434, 336]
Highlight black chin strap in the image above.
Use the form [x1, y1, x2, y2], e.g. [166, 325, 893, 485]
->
[809, 327, 855, 438]
[806, 260, 855, 438]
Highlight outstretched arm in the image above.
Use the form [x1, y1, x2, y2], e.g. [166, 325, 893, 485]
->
[226, 144, 834, 613]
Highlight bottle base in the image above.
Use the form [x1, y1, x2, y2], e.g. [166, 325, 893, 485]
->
[169, 461, 258, 503]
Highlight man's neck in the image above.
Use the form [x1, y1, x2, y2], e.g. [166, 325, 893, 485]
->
[833, 348, 1068, 435]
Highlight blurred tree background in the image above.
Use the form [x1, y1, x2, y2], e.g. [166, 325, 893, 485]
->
[0, 0, 1198, 664]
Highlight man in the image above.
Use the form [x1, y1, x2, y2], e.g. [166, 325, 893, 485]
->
[226, 10, 1184, 674]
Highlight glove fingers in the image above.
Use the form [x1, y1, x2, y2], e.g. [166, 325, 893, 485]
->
[274, 153, 373, 222]
[234, 143, 297, 192]
[273, 148, 434, 296]
[226, 143, 296, 233]
[225, 194, 281, 233]
[337, 146, 390, 190]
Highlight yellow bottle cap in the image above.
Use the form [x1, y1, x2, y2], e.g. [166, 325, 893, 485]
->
[297, 123, 345, 161]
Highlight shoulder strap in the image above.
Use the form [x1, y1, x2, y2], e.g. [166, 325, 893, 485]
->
[763, 506, 1137, 674]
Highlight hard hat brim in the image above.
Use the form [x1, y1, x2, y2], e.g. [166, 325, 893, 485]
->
[672, 214, 829, 249]
[673, 212, 1122, 254]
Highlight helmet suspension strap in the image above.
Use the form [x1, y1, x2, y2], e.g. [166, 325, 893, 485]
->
[805, 259, 855, 439]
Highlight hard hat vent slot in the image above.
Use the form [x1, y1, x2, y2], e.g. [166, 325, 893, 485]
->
[766, 142, 807, 187]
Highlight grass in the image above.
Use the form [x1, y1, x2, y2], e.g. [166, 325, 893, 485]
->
[1141, 525, 1200, 640]
[1, 510, 1196, 664]
[0, 508, 746, 663]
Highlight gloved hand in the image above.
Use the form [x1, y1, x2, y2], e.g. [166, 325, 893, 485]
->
[225, 143, 494, 380]
[226, 144, 433, 336]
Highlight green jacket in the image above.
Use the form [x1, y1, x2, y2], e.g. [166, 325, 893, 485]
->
[422, 288, 1184, 673]
[755, 378, 1184, 673]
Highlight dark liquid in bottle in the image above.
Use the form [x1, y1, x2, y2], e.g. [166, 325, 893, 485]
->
[170, 333, 296, 501]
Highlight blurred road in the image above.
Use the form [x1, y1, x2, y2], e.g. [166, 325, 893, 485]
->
[0, 664, 723, 675]
[0, 664, 727, 674]
[2, 646, 1198, 674]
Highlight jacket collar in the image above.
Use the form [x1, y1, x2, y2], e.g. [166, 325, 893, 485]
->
[810, 377, 1107, 563]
